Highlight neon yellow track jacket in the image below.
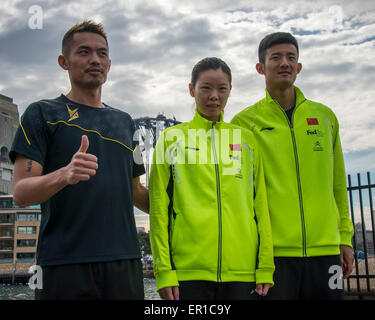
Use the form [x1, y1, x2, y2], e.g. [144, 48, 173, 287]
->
[149, 111, 274, 291]
[231, 86, 354, 257]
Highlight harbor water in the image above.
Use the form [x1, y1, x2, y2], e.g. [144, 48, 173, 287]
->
[0, 278, 159, 300]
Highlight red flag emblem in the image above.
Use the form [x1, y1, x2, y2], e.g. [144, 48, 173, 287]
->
[230, 144, 242, 151]
[307, 118, 319, 125]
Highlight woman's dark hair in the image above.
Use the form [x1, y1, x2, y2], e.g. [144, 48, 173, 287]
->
[191, 57, 232, 88]
[258, 32, 299, 64]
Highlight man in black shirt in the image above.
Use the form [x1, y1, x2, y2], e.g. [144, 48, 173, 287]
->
[10, 21, 149, 299]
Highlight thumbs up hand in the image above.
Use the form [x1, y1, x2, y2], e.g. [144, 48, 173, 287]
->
[78, 134, 90, 153]
[64, 135, 98, 185]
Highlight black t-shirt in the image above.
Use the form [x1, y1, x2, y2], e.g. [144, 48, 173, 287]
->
[10, 95, 145, 266]
[285, 106, 295, 124]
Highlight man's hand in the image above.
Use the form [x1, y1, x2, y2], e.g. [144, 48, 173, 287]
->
[13, 135, 98, 207]
[340, 245, 354, 279]
[158, 286, 179, 300]
[64, 135, 98, 184]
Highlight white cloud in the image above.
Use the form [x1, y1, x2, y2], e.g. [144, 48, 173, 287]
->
[0, 0, 23, 34]
[0, 0, 374, 158]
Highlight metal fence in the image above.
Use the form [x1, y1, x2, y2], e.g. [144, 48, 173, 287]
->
[345, 172, 375, 297]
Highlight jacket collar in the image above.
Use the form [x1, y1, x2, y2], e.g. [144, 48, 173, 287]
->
[265, 85, 306, 109]
[190, 109, 224, 129]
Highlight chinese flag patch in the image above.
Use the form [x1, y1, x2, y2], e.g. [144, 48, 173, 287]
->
[230, 144, 242, 151]
[307, 118, 319, 125]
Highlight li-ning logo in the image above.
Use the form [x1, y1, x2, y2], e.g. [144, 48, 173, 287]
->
[66, 104, 79, 122]
[185, 146, 200, 151]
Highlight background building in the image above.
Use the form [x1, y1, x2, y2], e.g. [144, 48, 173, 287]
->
[0, 195, 41, 283]
[0, 94, 19, 195]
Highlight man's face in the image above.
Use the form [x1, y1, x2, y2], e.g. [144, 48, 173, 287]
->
[256, 43, 302, 90]
[60, 32, 111, 90]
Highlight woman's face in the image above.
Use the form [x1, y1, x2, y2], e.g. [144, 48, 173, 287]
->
[189, 68, 231, 122]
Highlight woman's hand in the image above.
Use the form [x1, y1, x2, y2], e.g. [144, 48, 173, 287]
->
[256, 283, 272, 296]
[158, 286, 180, 300]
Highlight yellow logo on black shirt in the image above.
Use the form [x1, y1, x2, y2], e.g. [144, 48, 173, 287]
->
[66, 105, 79, 122]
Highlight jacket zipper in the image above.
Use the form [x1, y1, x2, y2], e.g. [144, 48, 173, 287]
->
[278, 101, 307, 257]
[211, 122, 222, 281]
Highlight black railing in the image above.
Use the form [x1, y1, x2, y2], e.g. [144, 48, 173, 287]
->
[346, 172, 375, 297]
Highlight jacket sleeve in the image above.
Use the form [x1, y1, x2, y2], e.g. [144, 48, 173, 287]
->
[149, 132, 179, 291]
[332, 117, 354, 247]
[253, 142, 275, 285]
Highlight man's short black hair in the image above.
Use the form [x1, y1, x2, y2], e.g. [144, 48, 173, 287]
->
[62, 20, 108, 56]
[258, 32, 299, 64]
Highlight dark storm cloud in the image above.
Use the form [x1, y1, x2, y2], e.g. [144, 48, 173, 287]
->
[104, 75, 150, 118]
[94, 2, 220, 120]
[0, 27, 58, 65]
[104, 6, 218, 65]
[302, 62, 356, 77]
[0, 0, 90, 65]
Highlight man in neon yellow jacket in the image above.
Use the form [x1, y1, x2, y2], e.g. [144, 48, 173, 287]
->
[231, 32, 354, 299]
[149, 57, 274, 300]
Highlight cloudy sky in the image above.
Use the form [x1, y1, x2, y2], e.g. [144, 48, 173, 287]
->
[1, 0, 374, 230]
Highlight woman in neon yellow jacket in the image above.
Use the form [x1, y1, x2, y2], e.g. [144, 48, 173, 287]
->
[149, 57, 274, 300]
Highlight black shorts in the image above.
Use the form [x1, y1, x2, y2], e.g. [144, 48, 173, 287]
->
[34, 259, 144, 300]
[264, 255, 344, 300]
